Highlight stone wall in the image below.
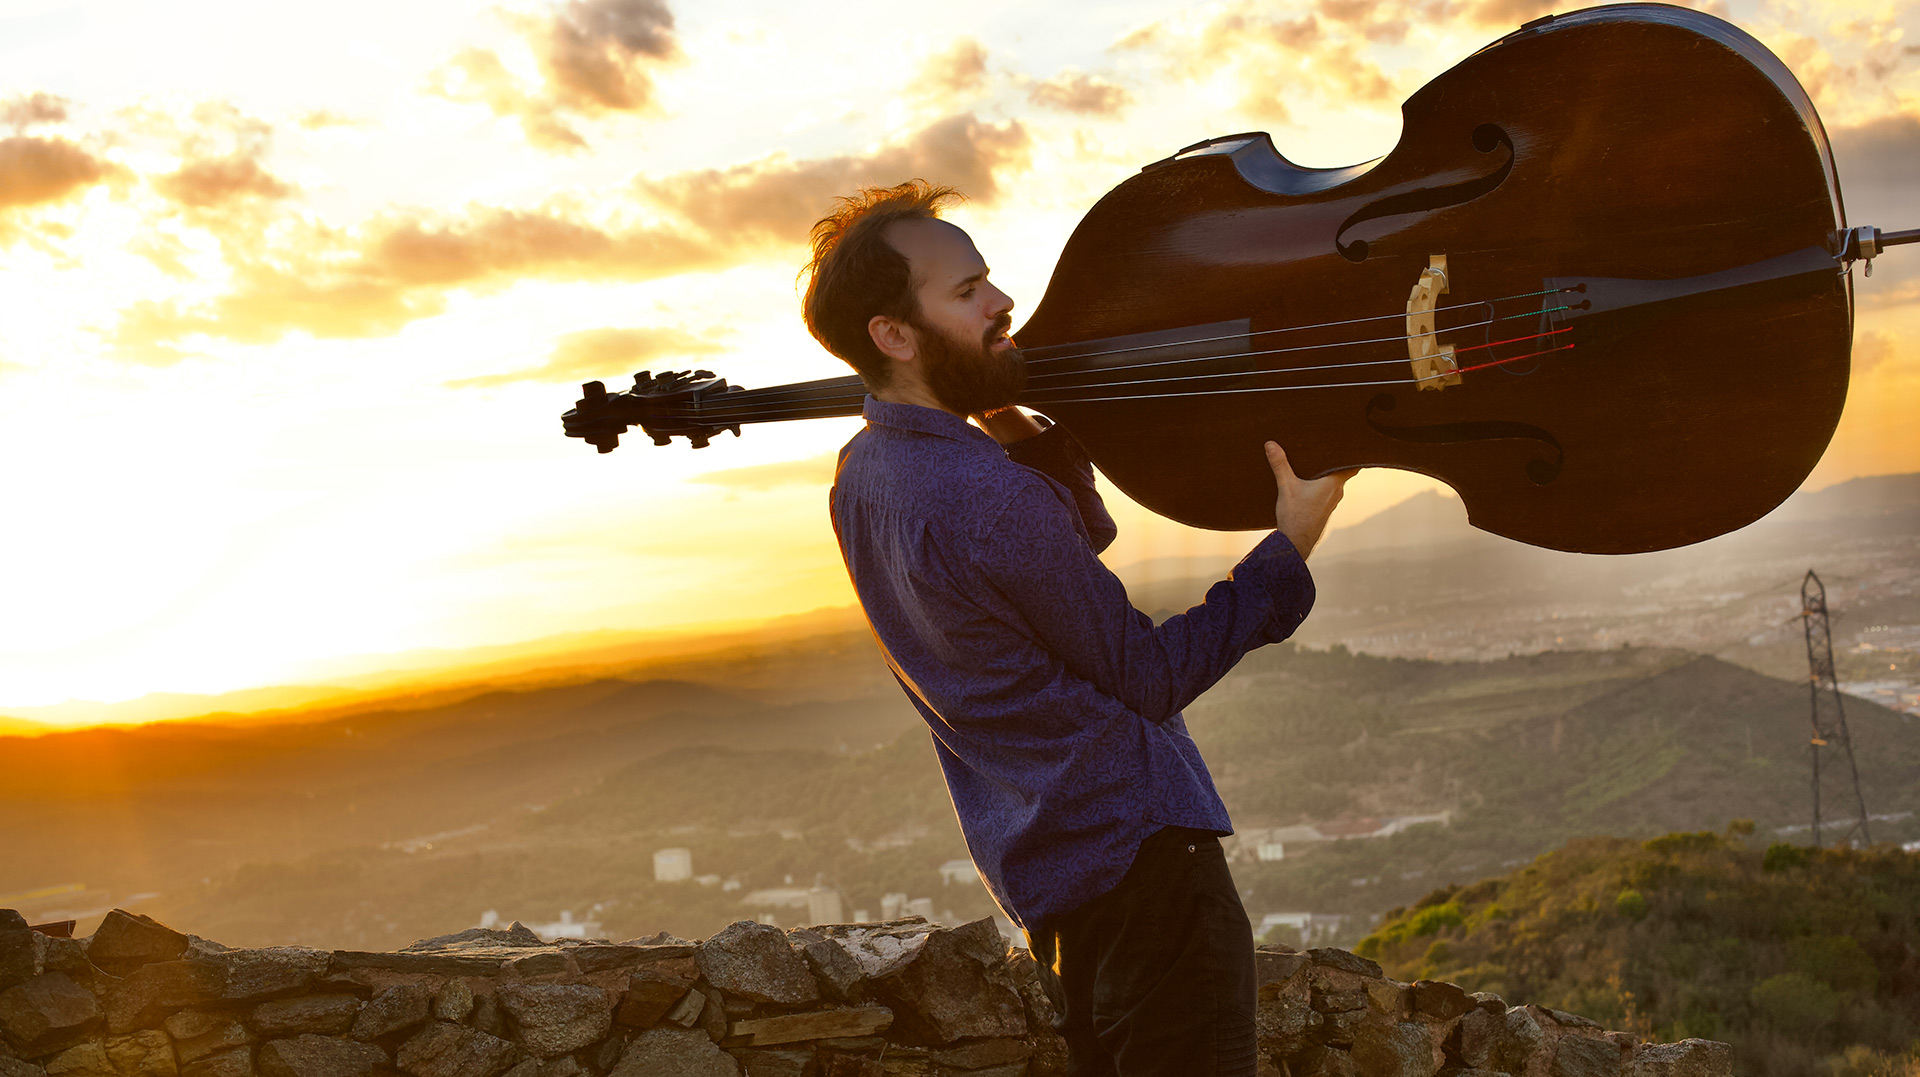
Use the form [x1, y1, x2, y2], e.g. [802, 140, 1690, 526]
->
[0, 908, 1732, 1077]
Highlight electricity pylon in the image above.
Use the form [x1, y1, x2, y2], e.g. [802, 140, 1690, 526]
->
[1800, 570, 1871, 848]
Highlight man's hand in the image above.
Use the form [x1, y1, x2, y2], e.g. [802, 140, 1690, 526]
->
[975, 407, 1045, 446]
[1265, 442, 1357, 560]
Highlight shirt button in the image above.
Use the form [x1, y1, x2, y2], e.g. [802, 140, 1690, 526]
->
[1187, 844, 1196, 852]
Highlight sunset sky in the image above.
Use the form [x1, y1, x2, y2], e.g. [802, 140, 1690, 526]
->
[1, 0, 1915, 714]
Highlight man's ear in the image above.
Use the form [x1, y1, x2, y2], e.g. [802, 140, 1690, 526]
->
[868, 314, 918, 364]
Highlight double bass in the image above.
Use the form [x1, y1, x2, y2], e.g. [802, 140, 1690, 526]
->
[559, 4, 1915, 555]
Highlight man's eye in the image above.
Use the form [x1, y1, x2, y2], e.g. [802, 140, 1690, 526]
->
[960, 288, 975, 299]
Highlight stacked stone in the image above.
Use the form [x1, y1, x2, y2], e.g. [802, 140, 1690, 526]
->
[0, 908, 1730, 1077]
[1249, 945, 1729, 1077]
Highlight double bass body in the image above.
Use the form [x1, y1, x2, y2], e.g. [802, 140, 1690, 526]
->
[1015, 3, 1853, 554]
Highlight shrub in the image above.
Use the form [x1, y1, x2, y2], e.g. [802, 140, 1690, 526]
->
[1751, 973, 1843, 1033]
[1615, 888, 1649, 920]
[1765, 843, 1814, 872]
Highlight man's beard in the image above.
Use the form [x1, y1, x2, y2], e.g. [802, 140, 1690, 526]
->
[911, 311, 1027, 416]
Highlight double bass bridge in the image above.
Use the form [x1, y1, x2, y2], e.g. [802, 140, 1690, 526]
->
[1407, 254, 1461, 390]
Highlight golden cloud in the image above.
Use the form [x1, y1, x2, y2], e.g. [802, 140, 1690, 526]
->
[448, 325, 728, 388]
[110, 112, 1028, 357]
[918, 38, 989, 102]
[0, 136, 109, 209]
[154, 153, 294, 208]
[1027, 69, 1134, 116]
[429, 0, 680, 153]
[1112, 3, 1395, 120]
[642, 113, 1030, 242]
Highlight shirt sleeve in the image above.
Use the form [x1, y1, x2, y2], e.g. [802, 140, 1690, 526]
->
[975, 478, 1314, 724]
[1001, 421, 1118, 554]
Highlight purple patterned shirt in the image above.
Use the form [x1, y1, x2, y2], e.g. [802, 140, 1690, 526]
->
[830, 398, 1315, 929]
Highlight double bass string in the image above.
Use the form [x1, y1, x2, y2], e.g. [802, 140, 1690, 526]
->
[688, 289, 1579, 424]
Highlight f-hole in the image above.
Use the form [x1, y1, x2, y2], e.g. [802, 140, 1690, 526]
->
[1365, 393, 1564, 485]
[1337, 124, 1515, 263]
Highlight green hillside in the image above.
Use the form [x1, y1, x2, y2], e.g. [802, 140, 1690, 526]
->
[1356, 830, 1920, 1077]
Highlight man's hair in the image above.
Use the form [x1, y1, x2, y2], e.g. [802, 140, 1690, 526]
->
[801, 180, 962, 388]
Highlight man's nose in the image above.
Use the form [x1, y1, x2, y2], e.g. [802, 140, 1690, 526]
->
[989, 282, 1015, 316]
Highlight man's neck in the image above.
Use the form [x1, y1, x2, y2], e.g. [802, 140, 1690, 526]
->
[871, 380, 961, 417]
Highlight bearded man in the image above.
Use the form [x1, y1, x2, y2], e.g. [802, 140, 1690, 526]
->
[801, 180, 1351, 1077]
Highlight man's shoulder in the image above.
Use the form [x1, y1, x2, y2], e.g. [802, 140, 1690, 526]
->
[834, 426, 1058, 537]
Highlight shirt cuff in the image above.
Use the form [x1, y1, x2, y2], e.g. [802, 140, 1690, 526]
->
[1229, 530, 1317, 643]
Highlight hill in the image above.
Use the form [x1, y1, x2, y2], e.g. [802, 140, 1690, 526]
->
[75, 642, 1918, 955]
[1355, 830, 1920, 1077]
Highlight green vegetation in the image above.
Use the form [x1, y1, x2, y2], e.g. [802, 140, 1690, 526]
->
[1356, 827, 1920, 1077]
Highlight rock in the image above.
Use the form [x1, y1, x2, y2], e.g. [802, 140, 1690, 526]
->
[105, 960, 228, 1033]
[328, 952, 505, 977]
[1552, 1034, 1626, 1077]
[1004, 954, 1066, 1077]
[569, 946, 647, 973]
[105, 1031, 176, 1076]
[1450, 1008, 1501, 1068]
[248, 996, 362, 1038]
[609, 1028, 738, 1077]
[471, 994, 510, 1039]
[929, 1038, 1029, 1068]
[535, 1058, 581, 1077]
[178, 1047, 252, 1077]
[1321, 1008, 1368, 1046]
[0, 1058, 44, 1077]
[256, 1035, 387, 1077]
[350, 984, 431, 1041]
[662, 991, 705, 1030]
[1307, 949, 1383, 979]
[872, 919, 1023, 1045]
[1488, 1007, 1546, 1075]
[615, 971, 688, 1029]
[728, 1008, 892, 1047]
[219, 950, 331, 1002]
[37, 942, 87, 982]
[496, 984, 611, 1059]
[696, 923, 817, 1007]
[1365, 980, 1410, 1018]
[87, 914, 189, 978]
[498, 1062, 539, 1077]
[1624, 1040, 1733, 1077]
[0, 973, 103, 1057]
[1254, 967, 1320, 1059]
[699, 991, 728, 1045]
[1471, 992, 1507, 1014]
[1289, 1045, 1360, 1077]
[1254, 950, 1309, 986]
[1349, 1019, 1440, 1077]
[0, 925, 40, 994]
[432, 981, 473, 1024]
[1549, 1009, 1603, 1031]
[402, 926, 545, 952]
[788, 931, 867, 1002]
[1311, 988, 1368, 1014]
[40, 1040, 111, 1077]
[1411, 980, 1474, 1021]
[731, 1049, 812, 1077]
[168, 1014, 250, 1065]
[394, 1021, 520, 1077]
[503, 954, 571, 978]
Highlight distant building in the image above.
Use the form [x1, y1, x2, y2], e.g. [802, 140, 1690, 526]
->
[1257, 912, 1346, 947]
[1230, 814, 1452, 860]
[807, 887, 844, 926]
[938, 859, 979, 885]
[904, 897, 935, 920]
[654, 847, 693, 883]
[1256, 841, 1286, 862]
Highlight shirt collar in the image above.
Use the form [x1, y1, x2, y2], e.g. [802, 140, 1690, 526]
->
[862, 396, 1000, 449]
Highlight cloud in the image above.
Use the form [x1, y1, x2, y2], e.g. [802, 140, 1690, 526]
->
[0, 136, 110, 210]
[918, 38, 989, 102]
[109, 112, 1028, 358]
[2, 93, 69, 129]
[1027, 69, 1134, 116]
[153, 153, 294, 208]
[691, 451, 837, 491]
[448, 325, 727, 387]
[1830, 112, 1920, 304]
[1112, 3, 1395, 119]
[429, 0, 680, 152]
[641, 112, 1030, 242]
[1853, 330, 1896, 375]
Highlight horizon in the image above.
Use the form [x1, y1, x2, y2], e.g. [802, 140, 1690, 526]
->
[3, 0, 1916, 712]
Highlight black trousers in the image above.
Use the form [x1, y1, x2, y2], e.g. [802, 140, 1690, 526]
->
[1027, 827, 1258, 1077]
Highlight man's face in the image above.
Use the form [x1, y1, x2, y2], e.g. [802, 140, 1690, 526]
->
[888, 218, 1026, 415]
